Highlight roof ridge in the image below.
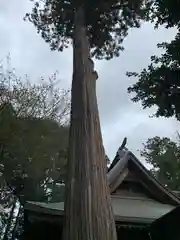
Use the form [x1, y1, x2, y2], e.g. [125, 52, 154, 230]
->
[128, 152, 180, 205]
[108, 149, 180, 205]
[107, 151, 130, 186]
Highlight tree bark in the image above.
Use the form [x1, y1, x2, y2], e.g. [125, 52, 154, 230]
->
[11, 204, 21, 240]
[3, 198, 16, 240]
[63, 5, 117, 240]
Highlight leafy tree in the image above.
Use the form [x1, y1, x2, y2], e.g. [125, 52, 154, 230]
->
[127, 0, 180, 120]
[0, 61, 70, 200]
[140, 135, 180, 191]
[48, 183, 65, 202]
[25, 0, 149, 60]
[1, 111, 69, 201]
[145, 0, 180, 29]
[0, 60, 70, 240]
[26, 1, 150, 240]
[0, 58, 70, 123]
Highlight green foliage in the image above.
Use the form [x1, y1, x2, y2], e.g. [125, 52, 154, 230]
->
[0, 60, 70, 200]
[25, 0, 150, 60]
[127, 0, 180, 120]
[127, 32, 180, 120]
[0, 59, 70, 239]
[146, 0, 180, 29]
[49, 184, 65, 202]
[0, 60, 70, 123]
[140, 135, 180, 191]
[1, 112, 69, 200]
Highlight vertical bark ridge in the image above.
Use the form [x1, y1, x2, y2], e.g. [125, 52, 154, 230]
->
[63, 5, 117, 240]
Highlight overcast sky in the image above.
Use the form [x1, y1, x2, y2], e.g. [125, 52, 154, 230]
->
[1, 1, 180, 162]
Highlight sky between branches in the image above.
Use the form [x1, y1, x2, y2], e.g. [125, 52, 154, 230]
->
[0, 0, 180, 164]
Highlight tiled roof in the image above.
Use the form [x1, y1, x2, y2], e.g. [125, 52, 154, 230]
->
[26, 195, 175, 223]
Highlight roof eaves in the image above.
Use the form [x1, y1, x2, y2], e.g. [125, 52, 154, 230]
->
[114, 215, 153, 224]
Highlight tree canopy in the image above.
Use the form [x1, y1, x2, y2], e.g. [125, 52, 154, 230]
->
[127, 0, 180, 120]
[26, 0, 149, 59]
[1, 107, 69, 201]
[146, 0, 180, 29]
[0, 61, 70, 201]
[141, 135, 180, 191]
[0, 60, 70, 240]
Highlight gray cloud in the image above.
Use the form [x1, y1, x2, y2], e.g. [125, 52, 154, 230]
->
[0, 0, 180, 161]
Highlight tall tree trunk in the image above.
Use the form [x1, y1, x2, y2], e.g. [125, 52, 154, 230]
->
[11, 204, 21, 240]
[63, 5, 117, 240]
[3, 199, 16, 240]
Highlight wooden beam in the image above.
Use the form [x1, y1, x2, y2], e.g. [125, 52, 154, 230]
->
[109, 168, 129, 193]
